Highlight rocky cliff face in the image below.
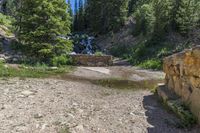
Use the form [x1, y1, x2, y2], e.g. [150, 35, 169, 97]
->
[163, 46, 200, 122]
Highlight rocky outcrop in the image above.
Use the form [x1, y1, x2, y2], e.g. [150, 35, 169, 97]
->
[163, 46, 200, 123]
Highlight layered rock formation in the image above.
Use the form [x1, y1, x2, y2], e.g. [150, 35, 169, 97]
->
[163, 46, 200, 123]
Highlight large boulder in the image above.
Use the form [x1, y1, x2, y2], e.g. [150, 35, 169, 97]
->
[163, 46, 200, 123]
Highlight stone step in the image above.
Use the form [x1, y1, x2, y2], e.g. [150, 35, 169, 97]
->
[166, 100, 197, 127]
[157, 84, 197, 127]
[157, 84, 179, 102]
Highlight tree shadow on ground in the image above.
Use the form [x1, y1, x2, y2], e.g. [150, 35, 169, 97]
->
[143, 94, 199, 133]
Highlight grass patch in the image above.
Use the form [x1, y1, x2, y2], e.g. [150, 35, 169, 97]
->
[138, 59, 162, 70]
[166, 100, 197, 128]
[160, 99, 198, 128]
[0, 61, 73, 78]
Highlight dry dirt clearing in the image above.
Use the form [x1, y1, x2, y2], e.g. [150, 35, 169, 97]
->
[0, 67, 199, 133]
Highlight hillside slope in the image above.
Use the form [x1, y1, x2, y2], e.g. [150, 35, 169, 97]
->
[95, 16, 200, 69]
[95, 17, 136, 53]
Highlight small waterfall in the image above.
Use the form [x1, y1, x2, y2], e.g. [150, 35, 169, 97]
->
[80, 36, 94, 55]
[71, 34, 96, 55]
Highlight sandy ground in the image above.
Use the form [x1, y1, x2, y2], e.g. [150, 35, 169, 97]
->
[0, 67, 199, 133]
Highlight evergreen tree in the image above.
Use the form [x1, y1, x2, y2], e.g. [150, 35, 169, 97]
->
[128, 0, 137, 16]
[77, 0, 85, 31]
[152, 0, 173, 40]
[67, 0, 73, 31]
[14, 0, 72, 62]
[67, 0, 73, 19]
[134, 4, 155, 36]
[86, 0, 129, 34]
[175, 0, 200, 34]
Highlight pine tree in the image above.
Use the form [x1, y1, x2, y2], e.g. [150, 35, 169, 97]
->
[134, 4, 155, 36]
[175, 0, 200, 34]
[128, 0, 137, 16]
[14, 0, 72, 61]
[77, 0, 84, 31]
[86, 0, 129, 34]
[152, 0, 173, 40]
[67, 0, 73, 19]
[67, 0, 73, 31]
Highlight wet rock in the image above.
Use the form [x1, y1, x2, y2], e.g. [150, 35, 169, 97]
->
[12, 58, 18, 62]
[0, 54, 5, 58]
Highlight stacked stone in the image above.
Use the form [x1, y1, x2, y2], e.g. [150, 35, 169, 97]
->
[71, 54, 113, 66]
[163, 46, 200, 122]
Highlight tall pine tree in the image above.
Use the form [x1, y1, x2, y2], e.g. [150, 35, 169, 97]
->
[14, 0, 72, 61]
[175, 0, 200, 34]
[85, 0, 129, 34]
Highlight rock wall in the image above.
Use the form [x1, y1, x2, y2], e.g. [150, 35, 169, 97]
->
[163, 46, 200, 122]
[70, 54, 113, 66]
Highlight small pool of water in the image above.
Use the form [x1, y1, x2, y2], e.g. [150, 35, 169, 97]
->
[92, 78, 163, 91]
[58, 74, 163, 91]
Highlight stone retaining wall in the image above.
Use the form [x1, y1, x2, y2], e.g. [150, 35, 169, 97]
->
[70, 54, 113, 66]
[163, 46, 200, 122]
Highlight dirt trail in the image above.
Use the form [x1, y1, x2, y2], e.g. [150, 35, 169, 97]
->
[0, 67, 199, 133]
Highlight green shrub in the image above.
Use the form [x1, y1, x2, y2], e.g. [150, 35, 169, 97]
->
[129, 40, 148, 64]
[94, 51, 104, 56]
[139, 59, 162, 70]
[110, 43, 132, 58]
[0, 13, 13, 27]
[51, 55, 72, 67]
[156, 47, 172, 58]
[0, 61, 72, 78]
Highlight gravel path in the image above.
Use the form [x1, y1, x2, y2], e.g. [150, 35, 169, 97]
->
[0, 78, 199, 133]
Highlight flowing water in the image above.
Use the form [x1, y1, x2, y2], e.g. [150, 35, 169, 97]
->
[71, 34, 96, 54]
